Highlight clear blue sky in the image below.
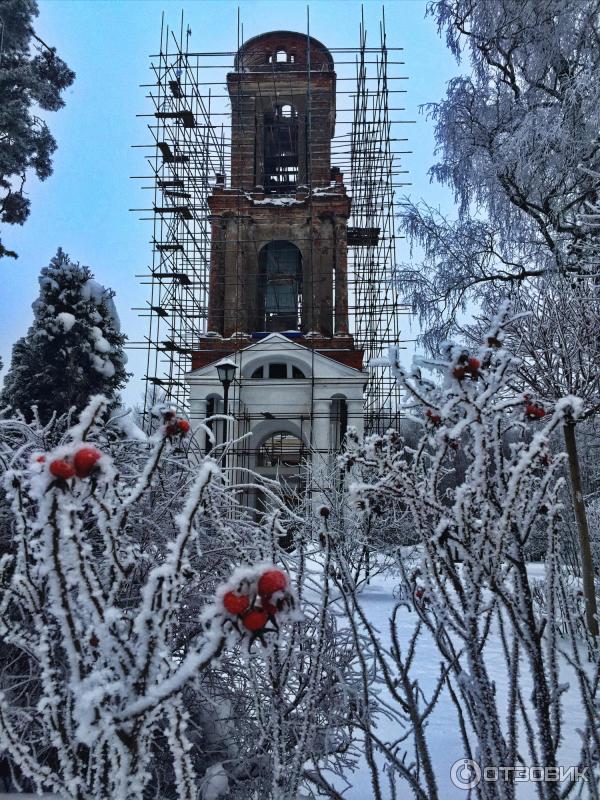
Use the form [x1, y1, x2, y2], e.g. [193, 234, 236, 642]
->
[0, 0, 458, 406]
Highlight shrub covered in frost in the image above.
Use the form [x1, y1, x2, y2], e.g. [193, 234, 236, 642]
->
[0, 396, 363, 799]
[337, 307, 600, 797]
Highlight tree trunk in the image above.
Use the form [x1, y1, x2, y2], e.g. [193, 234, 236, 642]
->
[563, 421, 598, 638]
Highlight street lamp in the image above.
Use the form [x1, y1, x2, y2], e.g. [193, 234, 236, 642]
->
[216, 358, 237, 465]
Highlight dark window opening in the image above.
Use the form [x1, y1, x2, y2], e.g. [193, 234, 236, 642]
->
[206, 397, 216, 431]
[264, 105, 298, 191]
[292, 365, 305, 379]
[258, 432, 305, 467]
[258, 241, 302, 332]
[251, 366, 264, 379]
[205, 396, 220, 451]
[269, 363, 287, 379]
[330, 398, 348, 450]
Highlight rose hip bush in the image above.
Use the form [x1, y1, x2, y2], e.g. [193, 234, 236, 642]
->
[0, 395, 362, 799]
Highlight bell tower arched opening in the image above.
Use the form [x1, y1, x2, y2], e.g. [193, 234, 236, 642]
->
[263, 104, 299, 191]
[258, 241, 302, 332]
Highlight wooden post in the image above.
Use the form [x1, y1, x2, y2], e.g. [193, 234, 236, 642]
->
[563, 420, 598, 638]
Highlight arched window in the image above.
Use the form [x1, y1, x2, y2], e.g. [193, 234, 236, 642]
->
[257, 432, 305, 467]
[204, 394, 222, 449]
[330, 397, 348, 450]
[258, 241, 302, 332]
[249, 362, 306, 379]
[275, 50, 287, 63]
[263, 104, 298, 190]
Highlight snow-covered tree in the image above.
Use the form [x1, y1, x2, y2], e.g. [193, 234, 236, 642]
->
[397, 0, 600, 349]
[0, 0, 75, 259]
[338, 307, 600, 796]
[1, 248, 128, 422]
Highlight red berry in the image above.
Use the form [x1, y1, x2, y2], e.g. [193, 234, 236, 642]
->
[468, 358, 481, 372]
[223, 591, 250, 615]
[35, 455, 46, 463]
[426, 409, 441, 426]
[49, 459, 76, 480]
[414, 587, 425, 599]
[241, 609, 269, 631]
[178, 419, 190, 434]
[73, 447, 101, 478]
[165, 422, 178, 437]
[525, 403, 545, 419]
[452, 366, 466, 380]
[260, 598, 278, 616]
[164, 410, 176, 421]
[258, 569, 287, 596]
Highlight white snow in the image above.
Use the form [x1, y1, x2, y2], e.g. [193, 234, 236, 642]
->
[89, 353, 115, 378]
[248, 194, 303, 206]
[82, 278, 121, 330]
[56, 311, 76, 332]
[341, 564, 589, 800]
[114, 410, 148, 441]
[199, 763, 229, 800]
[90, 325, 111, 353]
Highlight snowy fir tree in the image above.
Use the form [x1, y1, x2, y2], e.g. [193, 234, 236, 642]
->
[1, 248, 128, 422]
[0, 0, 75, 259]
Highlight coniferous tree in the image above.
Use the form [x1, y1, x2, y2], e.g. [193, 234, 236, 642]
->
[0, 0, 75, 258]
[1, 248, 128, 421]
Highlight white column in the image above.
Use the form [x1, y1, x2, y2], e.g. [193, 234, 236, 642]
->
[346, 398, 365, 440]
[311, 398, 332, 504]
[189, 396, 208, 452]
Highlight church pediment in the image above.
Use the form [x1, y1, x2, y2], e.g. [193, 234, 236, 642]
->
[186, 333, 367, 381]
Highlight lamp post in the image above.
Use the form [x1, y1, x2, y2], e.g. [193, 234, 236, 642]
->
[216, 359, 237, 469]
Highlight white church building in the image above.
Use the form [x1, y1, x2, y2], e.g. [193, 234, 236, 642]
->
[187, 333, 367, 502]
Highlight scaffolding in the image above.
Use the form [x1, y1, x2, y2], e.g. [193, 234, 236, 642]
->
[131, 8, 411, 433]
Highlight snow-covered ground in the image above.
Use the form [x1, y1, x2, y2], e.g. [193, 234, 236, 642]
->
[346, 564, 589, 799]
[1, 563, 589, 799]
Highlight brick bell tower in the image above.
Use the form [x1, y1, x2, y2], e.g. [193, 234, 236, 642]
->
[187, 31, 366, 490]
[201, 29, 356, 349]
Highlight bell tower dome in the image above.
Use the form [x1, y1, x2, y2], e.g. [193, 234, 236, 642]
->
[229, 31, 335, 192]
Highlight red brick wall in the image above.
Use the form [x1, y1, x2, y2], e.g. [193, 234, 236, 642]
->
[191, 335, 364, 372]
